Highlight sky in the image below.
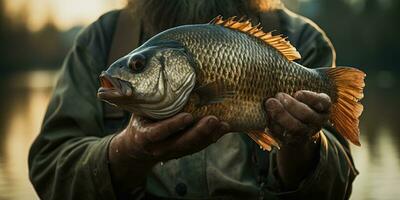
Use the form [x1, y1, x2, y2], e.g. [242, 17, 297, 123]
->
[4, 0, 125, 31]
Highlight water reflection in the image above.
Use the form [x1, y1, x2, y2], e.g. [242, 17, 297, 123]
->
[351, 127, 400, 199]
[0, 71, 56, 200]
[0, 70, 399, 199]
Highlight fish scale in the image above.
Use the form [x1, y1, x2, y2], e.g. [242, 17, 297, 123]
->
[98, 16, 365, 150]
[154, 25, 325, 131]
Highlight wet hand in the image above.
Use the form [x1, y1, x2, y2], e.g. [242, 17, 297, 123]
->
[114, 113, 230, 162]
[264, 90, 331, 189]
[108, 113, 230, 193]
[264, 90, 331, 146]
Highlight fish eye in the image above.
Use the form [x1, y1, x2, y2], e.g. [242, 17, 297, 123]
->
[129, 54, 146, 73]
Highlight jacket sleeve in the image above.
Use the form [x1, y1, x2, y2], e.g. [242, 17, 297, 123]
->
[265, 129, 358, 199]
[263, 13, 359, 200]
[28, 13, 119, 200]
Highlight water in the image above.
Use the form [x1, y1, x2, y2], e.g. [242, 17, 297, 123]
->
[0, 71, 56, 200]
[0, 70, 399, 199]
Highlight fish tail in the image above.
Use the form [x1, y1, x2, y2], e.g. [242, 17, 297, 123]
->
[317, 67, 366, 146]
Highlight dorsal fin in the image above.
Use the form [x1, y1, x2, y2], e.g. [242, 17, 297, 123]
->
[209, 16, 301, 61]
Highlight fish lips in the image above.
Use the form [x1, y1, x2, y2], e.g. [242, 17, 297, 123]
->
[97, 72, 133, 101]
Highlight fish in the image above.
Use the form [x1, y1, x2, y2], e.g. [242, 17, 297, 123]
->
[97, 16, 366, 151]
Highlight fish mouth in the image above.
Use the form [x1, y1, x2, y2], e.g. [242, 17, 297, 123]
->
[97, 72, 132, 100]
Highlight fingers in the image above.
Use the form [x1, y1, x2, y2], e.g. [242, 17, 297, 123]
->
[293, 90, 331, 113]
[144, 113, 193, 143]
[171, 116, 220, 151]
[275, 93, 328, 126]
[151, 116, 230, 160]
[264, 91, 332, 145]
[127, 113, 230, 161]
[265, 98, 307, 135]
[126, 113, 193, 150]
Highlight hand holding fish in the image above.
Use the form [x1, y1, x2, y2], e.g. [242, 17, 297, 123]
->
[98, 16, 364, 152]
[99, 16, 366, 192]
[265, 90, 331, 146]
[108, 113, 230, 193]
[265, 90, 331, 189]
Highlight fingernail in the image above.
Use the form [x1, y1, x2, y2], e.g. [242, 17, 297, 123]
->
[266, 99, 278, 110]
[264, 100, 270, 108]
[280, 94, 289, 106]
[283, 99, 288, 106]
[276, 93, 284, 99]
[320, 93, 330, 98]
[294, 91, 303, 99]
[183, 114, 193, 124]
[208, 117, 217, 124]
[208, 117, 218, 125]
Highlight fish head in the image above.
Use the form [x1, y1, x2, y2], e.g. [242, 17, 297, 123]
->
[97, 41, 196, 119]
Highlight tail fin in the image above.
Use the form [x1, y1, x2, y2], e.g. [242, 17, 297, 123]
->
[319, 67, 366, 146]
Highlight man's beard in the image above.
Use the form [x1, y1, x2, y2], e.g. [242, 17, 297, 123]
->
[128, 0, 282, 36]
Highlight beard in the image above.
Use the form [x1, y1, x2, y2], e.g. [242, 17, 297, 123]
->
[128, 0, 282, 36]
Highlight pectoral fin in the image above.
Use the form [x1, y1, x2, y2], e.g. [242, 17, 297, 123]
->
[247, 129, 280, 151]
[193, 80, 235, 107]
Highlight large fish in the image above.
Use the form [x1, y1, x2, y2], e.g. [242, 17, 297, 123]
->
[97, 16, 365, 150]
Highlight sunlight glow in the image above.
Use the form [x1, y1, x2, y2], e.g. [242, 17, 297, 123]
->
[5, 0, 126, 31]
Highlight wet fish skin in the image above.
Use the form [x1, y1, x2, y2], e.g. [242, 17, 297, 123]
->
[151, 24, 332, 131]
[98, 16, 365, 150]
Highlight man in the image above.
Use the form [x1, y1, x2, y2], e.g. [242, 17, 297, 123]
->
[29, 0, 358, 199]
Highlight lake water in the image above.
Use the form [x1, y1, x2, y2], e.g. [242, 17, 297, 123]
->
[0, 70, 399, 199]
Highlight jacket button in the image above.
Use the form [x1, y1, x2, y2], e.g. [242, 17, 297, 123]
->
[175, 183, 187, 196]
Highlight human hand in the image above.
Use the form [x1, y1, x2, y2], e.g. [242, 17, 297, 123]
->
[108, 113, 230, 193]
[264, 90, 331, 146]
[264, 90, 331, 188]
[112, 113, 230, 162]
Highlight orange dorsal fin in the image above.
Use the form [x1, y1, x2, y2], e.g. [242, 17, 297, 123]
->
[210, 15, 301, 61]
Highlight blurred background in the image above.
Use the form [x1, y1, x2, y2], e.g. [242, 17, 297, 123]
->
[0, 0, 398, 199]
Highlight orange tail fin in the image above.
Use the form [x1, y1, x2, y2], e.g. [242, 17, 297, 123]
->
[320, 67, 366, 146]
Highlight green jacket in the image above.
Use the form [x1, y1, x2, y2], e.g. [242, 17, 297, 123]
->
[29, 8, 358, 200]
